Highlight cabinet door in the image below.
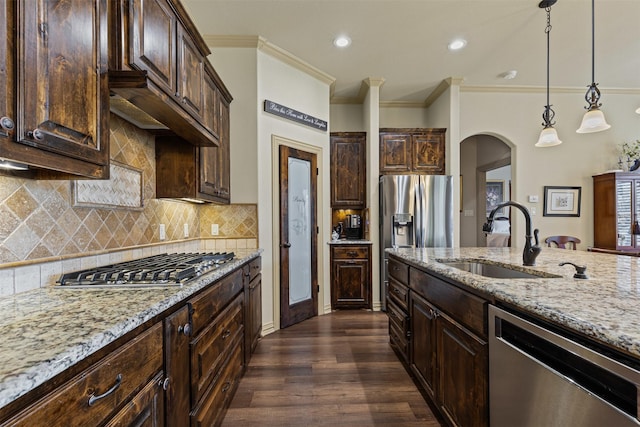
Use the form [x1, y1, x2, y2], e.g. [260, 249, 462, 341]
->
[130, 0, 177, 97]
[164, 305, 191, 427]
[380, 133, 411, 174]
[0, 0, 15, 143]
[331, 259, 370, 309]
[216, 96, 231, 201]
[412, 132, 445, 174]
[330, 132, 366, 208]
[17, 0, 109, 168]
[248, 273, 262, 354]
[177, 23, 204, 121]
[437, 315, 488, 427]
[410, 292, 438, 400]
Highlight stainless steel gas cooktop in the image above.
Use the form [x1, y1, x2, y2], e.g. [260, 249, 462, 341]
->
[56, 252, 235, 288]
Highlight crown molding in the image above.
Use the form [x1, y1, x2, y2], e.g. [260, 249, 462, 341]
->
[202, 35, 335, 86]
[461, 85, 640, 95]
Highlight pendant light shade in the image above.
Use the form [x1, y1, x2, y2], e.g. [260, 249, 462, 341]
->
[536, 0, 561, 148]
[636, 107, 640, 114]
[576, 0, 610, 133]
[536, 127, 562, 147]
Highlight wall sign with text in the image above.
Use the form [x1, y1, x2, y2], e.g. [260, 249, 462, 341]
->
[264, 100, 327, 131]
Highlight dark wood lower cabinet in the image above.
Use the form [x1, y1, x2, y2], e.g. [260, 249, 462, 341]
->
[388, 255, 489, 427]
[0, 256, 262, 427]
[330, 244, 372, 310]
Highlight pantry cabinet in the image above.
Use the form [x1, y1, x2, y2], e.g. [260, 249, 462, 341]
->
[0, 0, 110, 178]
[330, 132, 366, 208]
[379, 128, 446, 175]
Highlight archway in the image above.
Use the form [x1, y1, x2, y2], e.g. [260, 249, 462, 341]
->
[460, 135, 512, 247]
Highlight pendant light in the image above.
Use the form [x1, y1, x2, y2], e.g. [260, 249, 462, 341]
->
[576, 0, 611, 133]
[536, 0, 562, 148]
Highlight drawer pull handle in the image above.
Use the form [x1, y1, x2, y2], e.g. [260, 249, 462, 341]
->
[347, 251, 358, 257]
[393, 288, 401, 294]
[222, 329, 231, 339]
[222, 381, 231, 393]
[88, 374, 122, 406]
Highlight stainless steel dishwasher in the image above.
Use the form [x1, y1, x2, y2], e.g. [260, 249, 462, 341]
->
[489, 305, 640, 427]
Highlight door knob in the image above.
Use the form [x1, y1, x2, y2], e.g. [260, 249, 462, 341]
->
[281, 242, 292, 248]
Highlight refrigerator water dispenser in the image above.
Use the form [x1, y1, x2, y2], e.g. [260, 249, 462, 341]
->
[393, 213, 413, 247]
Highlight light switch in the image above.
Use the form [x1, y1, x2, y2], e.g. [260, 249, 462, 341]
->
[528, 195, 539, 203]
[211, 224, 219, 236]
[464, 209, 474, 217]
[531, 207, 537, 216]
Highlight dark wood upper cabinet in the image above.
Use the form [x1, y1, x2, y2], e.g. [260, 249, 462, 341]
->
[593, 172, 640, 252]
[330, 132, 366, 208]
[109, 0, 220, 147]
[380, 128, 446, 175]
[156, 76, 232, 204]
[0, 0, 110, 178]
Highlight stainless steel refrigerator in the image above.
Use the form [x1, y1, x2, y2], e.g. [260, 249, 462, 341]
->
[379, 175, 454, 310]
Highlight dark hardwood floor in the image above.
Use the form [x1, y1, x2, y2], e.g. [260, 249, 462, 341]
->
[222, 311, 442, 426]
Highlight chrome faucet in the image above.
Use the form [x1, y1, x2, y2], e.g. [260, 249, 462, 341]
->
[483, 201, 541, 266]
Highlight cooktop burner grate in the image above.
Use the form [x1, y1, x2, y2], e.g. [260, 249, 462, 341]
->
[57, 252, 235, 288]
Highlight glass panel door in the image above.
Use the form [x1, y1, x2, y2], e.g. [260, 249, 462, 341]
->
[288, 156, 312, 305]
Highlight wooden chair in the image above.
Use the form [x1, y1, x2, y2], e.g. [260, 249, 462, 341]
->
[545, 235, 581, 250]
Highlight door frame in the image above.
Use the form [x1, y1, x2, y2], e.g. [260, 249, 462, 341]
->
[271, 135, 326, 332]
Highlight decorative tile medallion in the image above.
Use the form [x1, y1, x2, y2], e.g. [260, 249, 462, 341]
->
[73, 162, 143, 210]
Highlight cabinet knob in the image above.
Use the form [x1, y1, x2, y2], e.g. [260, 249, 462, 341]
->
[162, 377, 170, 391]
[281, 242, 291, 248]
[0, 117, 14, 131]
[27, 129, 44, 140]
[222, 381, 231, 393]
[178, 323, 192, 336]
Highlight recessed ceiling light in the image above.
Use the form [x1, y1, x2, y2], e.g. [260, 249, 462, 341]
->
[333, 36, 351, 48]
[448, 39, 467, 51]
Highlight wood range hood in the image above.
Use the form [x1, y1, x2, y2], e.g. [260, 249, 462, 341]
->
[108, 70, 219, 147]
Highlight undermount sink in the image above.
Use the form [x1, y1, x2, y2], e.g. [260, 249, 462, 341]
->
[438, 260, 561, 279]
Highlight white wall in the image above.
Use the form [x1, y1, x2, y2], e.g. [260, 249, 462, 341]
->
[460, 88, 640, 249]
[207, 49, 259, 204]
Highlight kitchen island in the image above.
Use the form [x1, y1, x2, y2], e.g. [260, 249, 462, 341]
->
[0, 249, 261, 424]
[388, 246, 640, 358]
[387, 246, 640, 427]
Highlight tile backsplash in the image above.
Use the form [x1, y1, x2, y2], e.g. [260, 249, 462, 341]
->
[0, 114, 257, 295]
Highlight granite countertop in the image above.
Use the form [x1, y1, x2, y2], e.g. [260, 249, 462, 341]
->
[387, 247, 640, 359]
[0, 249, 262, 410]
[327, 239, 372, 245]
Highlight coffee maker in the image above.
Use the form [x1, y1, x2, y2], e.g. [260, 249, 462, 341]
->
[345, 214, 362, 240]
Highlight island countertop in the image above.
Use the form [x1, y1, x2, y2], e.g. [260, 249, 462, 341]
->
[0, 249, 261, 410]
[387, 247, 640, 359]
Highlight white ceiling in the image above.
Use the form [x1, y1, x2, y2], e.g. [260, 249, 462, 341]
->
[182, 0, 640, 104]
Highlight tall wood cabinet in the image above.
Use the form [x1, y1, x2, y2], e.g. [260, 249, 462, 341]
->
[379, 128, 446, 175]
[330, 132, 366, 208]
[593, 172, 640, 252]
[0, 0, 110, 178]
[330, 244, 372, 310]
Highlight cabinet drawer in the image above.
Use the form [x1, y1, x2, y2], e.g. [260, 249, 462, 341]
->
[387, 298, 409, 336]
[332, 246, 369, 259]
[388, 276, 409, 311]
[409, 268, 487, 338]
[389, 320, 409, 363]
[388, 257, 409, 285]
[104, 371, 164, 427]
[191, 337, 244, 427]
[6, 323, 163, 427]
[191, 293, 244, 405]
[191, 269, 244, 334]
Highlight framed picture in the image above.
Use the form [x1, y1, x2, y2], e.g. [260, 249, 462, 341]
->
[543, 186, 581, 217]
[486, 180, 504, 215]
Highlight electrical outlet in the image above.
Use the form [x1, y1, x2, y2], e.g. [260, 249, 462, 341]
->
[183, 223, 189, 238]
[159, 224, 166, 240]
[211, 224, 219, 236]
